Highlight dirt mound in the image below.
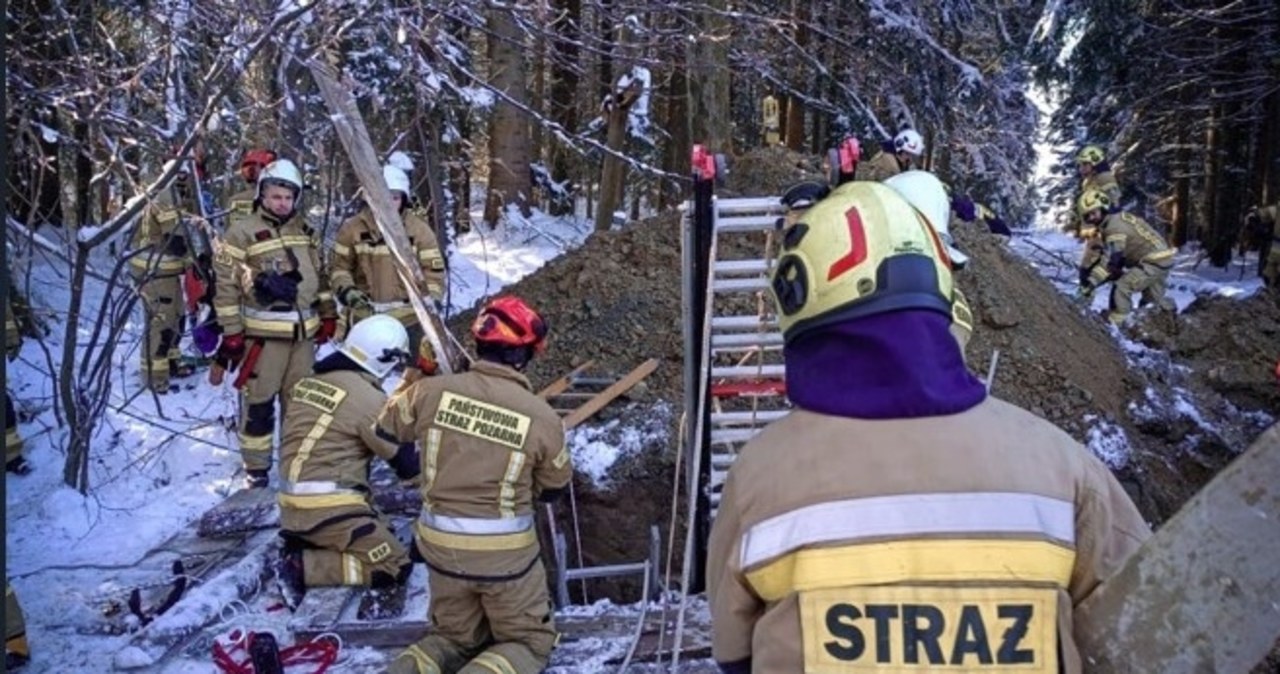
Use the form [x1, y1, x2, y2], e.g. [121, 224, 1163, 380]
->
[722, 145, 826, 197]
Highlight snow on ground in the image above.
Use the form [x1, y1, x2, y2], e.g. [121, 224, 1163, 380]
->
[566, 402, 674, 488]
[3, 201, 636, 672]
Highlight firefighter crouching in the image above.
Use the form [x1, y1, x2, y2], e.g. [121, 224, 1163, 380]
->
[1076, 188, 1176, 325]
[211, 159, 338, 488]
[330, 164, 445, 348]
[276, 315, 421, 599]
[381, 296, 572, 674]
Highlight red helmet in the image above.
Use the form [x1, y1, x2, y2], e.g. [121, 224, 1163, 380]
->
[240, 148, 277, 182]
[471, 296, 548, 351]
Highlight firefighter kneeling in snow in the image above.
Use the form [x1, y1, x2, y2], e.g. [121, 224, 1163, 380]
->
[381, 296, 572, 674]
[708, 181, 1150, 674]
[1077, 188, 1176, 325]
[275, 315, 420, 598]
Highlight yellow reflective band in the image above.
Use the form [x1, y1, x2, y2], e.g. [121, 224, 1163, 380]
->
[316, 291, 333, 302]
[216, 242, 247, 262]
[1144, 249, 1175, 261]
[498, 451, 527, 518]
[216, 304, 242, 318]
[237, 433, 274, 451]
[332, 242, 352, 257]
[344, 553, 362, 585]
[244, 234, 314, 258]
[130, 256, 189, 274]
[243, 314, 320, 335]
[426, 283, 443, 299]
[469, 652, 517, 674]
[277, 492, 368, 510]
[423, 429, 441, 508]
[552, 444, 571, 470]
[433, 391, 531, 450]
[414, 521, 537, 552]
[5, 428, 22, 445]
[231, 200, 254, 213]
[291, 378, 348, 415]
[143, 357, 170, 373]
[285, 413, 335, 483]
[744, 539, 1076, 603]
[354, 243, 394, 256]
[396, 391, 415, 426]
[799, 585, 1058, 672]
[403, 645, 441, 674]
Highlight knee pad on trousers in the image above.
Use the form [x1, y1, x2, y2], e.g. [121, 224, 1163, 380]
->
[244, 401, 276, 436]
[158, 328, 177, 356]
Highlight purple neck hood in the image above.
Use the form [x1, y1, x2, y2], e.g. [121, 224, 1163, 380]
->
[784, 310, 986, 419]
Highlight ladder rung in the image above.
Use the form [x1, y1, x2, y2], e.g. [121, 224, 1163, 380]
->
[710, 410, 789, 426]
[711, 427, 763, 445]
[711, 332, 784, 349]
[715, 215, 781, 233]
[713, 259, 771, 275]
[714, 197, 788, 215]
[710, 469, 730, 488]
[711, 452, 737, 470]
[712, 277, 770, 293]
[711, 364, 786, 379]
[711, 315, 779, 331]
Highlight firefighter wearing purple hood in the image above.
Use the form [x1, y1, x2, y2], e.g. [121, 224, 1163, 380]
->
[706, 181, 1150, 674]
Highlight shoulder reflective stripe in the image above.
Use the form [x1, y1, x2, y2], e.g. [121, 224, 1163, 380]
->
[470, 652, 518, 674]
[498, 451, 528, 518]
[344, 552, 363, 585]
[285, 413, 336, 484]
[332, 242, 353, 257]
[413, 521, 537, 551]
[552, 443, 571, 470]
[418, 513, 533, 534]
[403, 645, 442, 674]
[397, 392, 416, 426]
[423, 428, 441, 510]
[741, 492, 1074, 569]
[745, 539, 1077, 603]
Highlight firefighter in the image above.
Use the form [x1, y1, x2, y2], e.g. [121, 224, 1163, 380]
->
[381, 296, 572, 674]
[855, 128, 925, 182]
[949, 193, 1013, 237]
[212, 159, 338, 488]
[1244, 201, 1280, 288]
[1068, 145, 1122, 234]
[1077, 188, 1176, 325]
[330, 165, 444, 348]
[276, 315, 420, 599]
[708, 181, 1150, 674]
[5, 581, 27, 669]
[884, 170, 976, 359]
[226, 148, 278, 216]
[5, 295, 29, 475]
[128, 164, 200, 393]
[386, 150, 433, 222]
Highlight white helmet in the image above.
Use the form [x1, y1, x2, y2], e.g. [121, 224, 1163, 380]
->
[893, 129, 925, 157]
[383, 165, 410, 197]
[387, 150, 415, 174]
[256, 159, 303, 200]
[884, 170, 969, 269]
[340, 315, 410, 379]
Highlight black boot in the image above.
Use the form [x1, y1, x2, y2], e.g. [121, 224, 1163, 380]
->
[5, 456, 32, 475]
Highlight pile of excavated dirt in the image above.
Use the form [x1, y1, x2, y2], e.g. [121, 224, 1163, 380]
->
[450, 147, 1276, 603]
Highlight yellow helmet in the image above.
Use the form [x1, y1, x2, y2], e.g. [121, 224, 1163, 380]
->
[1076, 145, 1106, 166]
[1077, 188, 1112, 219]
[769, 182, 954, 344]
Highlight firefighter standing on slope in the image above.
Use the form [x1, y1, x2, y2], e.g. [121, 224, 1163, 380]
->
[5, 295, 30, 475]
[381, 296, 572, 674]
[128, 161, 202, 394]
[708, 181, 1150, 674]
[5, 581, 28, 669]
[1244, 200, 1280, 289]
[855, 128, 925, 182]
[275, 315, 421, 599]
[1068, 144, 1122, 235]
[330, 164, 445, 347]
[226, 148, 278, 217]
[212, 159, 338, 488]
[1077, 188, 1176, 325]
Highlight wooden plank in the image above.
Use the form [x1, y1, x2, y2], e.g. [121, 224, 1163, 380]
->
[1076, 423, 1280, 673]
[537, 360, 597, 399]
[562, 358, 658, 430]
[197, 487, 279, 537]
[289, 565, 431, 649]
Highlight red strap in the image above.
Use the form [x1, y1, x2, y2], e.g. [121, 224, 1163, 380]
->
[710, 379, 786, 398]
[212, 631, 339, 674]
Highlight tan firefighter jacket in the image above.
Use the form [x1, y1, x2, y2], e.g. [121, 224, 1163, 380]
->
[330, 207, 445, 324]
[708, 396, 1150, 674]
[5, 297, 20, 353]
[225, 186, 257, 217]
[854, 150, 902, 183]
[1078, 230, 1111, 287]
[1257, 202, 1280, 239]
[129, 188, 196, 279]
[376, 360, 572, 579]
[277, 368, 401, 532]
[212, 209, 335, 340]
[1069, 170, 1122, 232]
[1102, 211, 1174, 269]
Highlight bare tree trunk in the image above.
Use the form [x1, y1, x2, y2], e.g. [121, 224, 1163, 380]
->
[786, 0, 809, 152]
[1202, 103, 1219, 247]
[662, 63, 690, 210]
[594, 27, 638, 232]
[548, 0, 582, 216]
[1172, 124, 1190, 247]
[483, 6, 533, 227]
[687, 2, 732, 153]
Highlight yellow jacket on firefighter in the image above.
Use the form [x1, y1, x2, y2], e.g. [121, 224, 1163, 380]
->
[212, 210, 335, 340]
[330, 207, 445, 320]
[376, 360, 571, 578]
[129, 188, 196, 279]
[1101, 211, 1174, 269]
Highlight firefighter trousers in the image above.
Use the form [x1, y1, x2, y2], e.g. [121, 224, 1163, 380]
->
[237, 338, 314, 473]
[282, 511, 411, 588]
[139, 275, 184, 392]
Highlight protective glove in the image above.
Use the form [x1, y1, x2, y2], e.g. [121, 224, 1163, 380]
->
[1106, 251, 1126, 280]
[314, 317, 337, 345]
[6, 341, 20, 362]
[951, 196, 977, 223]
[252, 271, 300, 305]
[339, 286, 372, 310]
[390, 442, 421, 481]
[1076, 284, 1095, 300]
[415, 338, 439, 376]
[163, 234, 189, 258]
[218, 332, 246, 366]
[1078, 266, 1092, 287]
